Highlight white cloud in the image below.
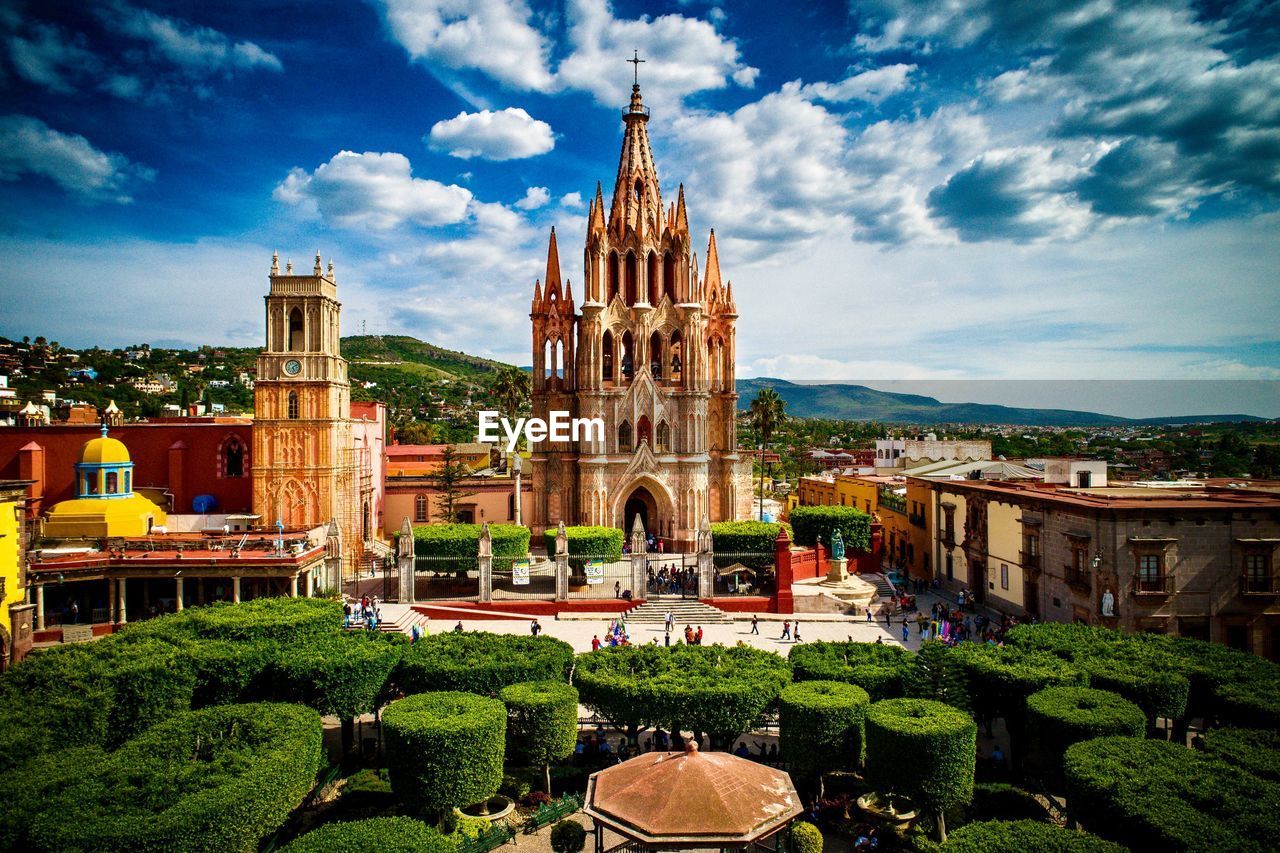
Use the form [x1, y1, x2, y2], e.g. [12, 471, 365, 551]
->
[800, 63, 916, 104]
[0, 115, 153, 203]
[427, 108, 555, 160]
[5, 23, 101, 94]
[102, 1, 282, 74]
[374, 0, 554, 91]
[273, 150, 472, 231]
[515, 186, 551, 210]
[560, 191, 584, 208]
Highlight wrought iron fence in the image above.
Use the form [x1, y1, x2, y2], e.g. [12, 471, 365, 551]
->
[710, 552, 775, 596]
[493, 556, 558, 599]
[565, 555, 633, 600]
[412, 555, 480, 600]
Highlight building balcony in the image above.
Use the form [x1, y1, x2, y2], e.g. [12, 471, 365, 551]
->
[1132, 575, 1175, 596]
[1064, 566, 1092, 593]
[1020, 551, 1040, 570]
[909, 513, 926, 528]
[1240, 575, 1280, 595]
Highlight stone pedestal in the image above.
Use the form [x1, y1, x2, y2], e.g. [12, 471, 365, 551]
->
[827, 557, 849, 583]
[555, 553, 570, 601]
[397, 517, 416, 604]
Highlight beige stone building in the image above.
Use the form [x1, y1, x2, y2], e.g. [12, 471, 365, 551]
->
[529, 81, 752, 549]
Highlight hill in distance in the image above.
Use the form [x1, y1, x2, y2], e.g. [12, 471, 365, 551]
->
[736, 378, 1267, 427]
[341, 335, 508, 383]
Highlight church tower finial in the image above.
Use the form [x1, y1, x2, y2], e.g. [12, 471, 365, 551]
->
[271, 250, 279, 276]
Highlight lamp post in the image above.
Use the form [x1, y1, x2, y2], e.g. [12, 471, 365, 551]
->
[511, 452, 522, 527]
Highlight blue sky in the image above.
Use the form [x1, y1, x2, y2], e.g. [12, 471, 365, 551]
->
[1, 0, 1278, 402]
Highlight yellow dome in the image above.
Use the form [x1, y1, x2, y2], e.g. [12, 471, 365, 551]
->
[80, 435, 131, 466]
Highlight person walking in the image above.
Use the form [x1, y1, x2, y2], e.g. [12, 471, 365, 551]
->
[665, 610, 674, 633]
[695, 626, 704, 645]
[901, 622, 910, 643]
[866, 607, 873, 623]
[793, 621, 802, 643]
[750, 615, 760, 635]
[664, 630, 671, 647]
[780, 620, 792, 641]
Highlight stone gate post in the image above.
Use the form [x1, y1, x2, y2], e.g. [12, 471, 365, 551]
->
[696, 517, 715, 599]
[478, 522, 493, 604]
[629, 516, 648, 600]
[397, 517, 416, 604]
[554, 521, 569, 602]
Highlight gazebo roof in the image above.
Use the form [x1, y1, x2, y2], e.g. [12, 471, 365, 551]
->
[584, 742, 803, 846]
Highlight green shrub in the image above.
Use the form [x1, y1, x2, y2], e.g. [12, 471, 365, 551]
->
[31, 702, 324, 852]
[1025, 687, 1144, 786]
[907, 640, 971, 713]
[789, 641, 913, 700]
[788, 821, 823, 853]
[779, 680, 870, 782]
[941, 820, 1124, 852]
[788, 505, 871, 551]
[185, 638, 279, 707]
[543, 526, 623, 570]
[1078, 657, 1189, 724]
[274, 632, 404, 720]
[398, 632, 574, 696]
[865, 698, 976, 842]
[382, 691, 506, 816]
[575, 644, 792, 743]
[282, 817, 454, 853]
[1213, 673, 1280, 728]
[500, 680, 580, 792]
[966, 783, 1048, 822]
[1200, 727, 1280, 782]
[178, 597, 343, 643]
[550, 819, 586, 853]
[414, 523, 530, 572]
[711, 521, 784, 568]
[0, 746, 106, 850]
[1063, 736, 1280, 851]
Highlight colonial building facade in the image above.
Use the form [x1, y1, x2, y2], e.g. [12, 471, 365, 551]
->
[529, 82, 752, 548]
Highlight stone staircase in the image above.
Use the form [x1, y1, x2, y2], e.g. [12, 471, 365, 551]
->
[866, 572, 897, 598]
[621, 597, 736, 625]
[354, 603, 431, 636]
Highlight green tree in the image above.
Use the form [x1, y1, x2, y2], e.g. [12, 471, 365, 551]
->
[431, 444, 477, 522]
[490, 366, 531, 419]
[499, 681, 579, 793]
[749, 386, 786, 520]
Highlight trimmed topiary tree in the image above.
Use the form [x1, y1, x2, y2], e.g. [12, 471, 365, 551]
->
[500, 680, 580, 794]
[411, 523, 531, 574]
[1064, 735, 1280, 851]
[30, 702, 324, 853]
[907, 639, 972, 713]
[542, 526, 624, 570]
[788, 505, 871, 551]
[779, 680, 870, 794]
[398, 632, 574, 696]
[282, 817, 455, 853]
[1025, 686, 1144, 788]
[575, 644, 792, 748]
[550, 819, 587, 853]
[941, 820, 1125, 852]
[176, 597, 344, 643]
[788, 820, 823, 853]
[382, 691, 507, 819]
[1200, 727, 1280, 782]
[789, 641, 914, 700]
[865, 698, 976, 842]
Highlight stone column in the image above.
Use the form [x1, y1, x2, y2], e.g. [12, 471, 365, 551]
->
[175, 577, 184, 611]
[696, 518, 715, 599]
[478, 522, 493, 604]
[117, 577, 127, 625]
[289, 574, 298, 598]
[34, 584, 45, 630]
[232, 576, 241, 603]
[302, 571, 312, 598]
[554, 521, 569, 602]
[629, 516, 648, 600]
[397, 517, 415, 604]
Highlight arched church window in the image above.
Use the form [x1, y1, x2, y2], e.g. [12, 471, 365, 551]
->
[638, 415, 652, 447]
[656, 421, 671, 452]
[608, 251, 619, 302]
[620, 331, 634, 380]
[649, 331, 664, 379]
[288, 391, 299, 420]
[625, 252, 638, 306]
[663, 252, 676, 301]
[223, 436, 245, 478]
[618, 421, 632, 453]
[634, 178, 643, 202]
[647, 251, 659, 304]
[288, 307, 304, 352]
[105, 471, 119, 494]
[414, 494, 428, 523]
[602, 331, 614, 383]
[545, 338, 555, 380]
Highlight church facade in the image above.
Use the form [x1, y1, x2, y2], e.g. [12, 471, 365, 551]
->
[529, 82, 752, 549]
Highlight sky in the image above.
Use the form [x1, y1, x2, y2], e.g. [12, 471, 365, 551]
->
[0, 0, 1278, 415]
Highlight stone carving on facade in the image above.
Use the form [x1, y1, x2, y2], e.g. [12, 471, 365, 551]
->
[1101, 588, 1115, 617]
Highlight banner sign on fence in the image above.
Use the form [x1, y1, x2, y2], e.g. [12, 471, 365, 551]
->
[585, 560, 605, 585]
[513, 560, 530, 586]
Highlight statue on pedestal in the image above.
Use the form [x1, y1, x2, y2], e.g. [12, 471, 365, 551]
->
[1101, 588, 1115, 617]
[831, 529, 845, 561]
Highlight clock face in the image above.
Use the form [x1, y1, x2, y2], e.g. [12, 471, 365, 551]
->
[284, 359, 302, 376]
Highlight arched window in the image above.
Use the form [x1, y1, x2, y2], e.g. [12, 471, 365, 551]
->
[414, 494, 428, 523]
[618, 421, 632, 453]
[602, 331, 614, 383]
[287, 391, 299, 419]
[649, 331, 664, 379]
[608, 251, 619, 302]
[656, 421, 671, 452]
[625, 252, 638, 306]
[663, 252, 676, 301]
[223, 436, 245, 478]
[545, 338, 555, 380]
[647, 251, 659, 305]
[670, 329, 683, 384]
[105, 471, 119, 494]
[555, 339, 564, 377]
[124, 471, 131, 493]
[620, 331, 634, 380]
[288, 307, 304, 352]
[638, 415, 652, 447]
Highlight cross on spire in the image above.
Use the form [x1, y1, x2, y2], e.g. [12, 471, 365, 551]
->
[628, 49, 645, 87]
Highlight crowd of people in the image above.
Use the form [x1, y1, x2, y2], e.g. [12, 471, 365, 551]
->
[342, 594, 381, 631]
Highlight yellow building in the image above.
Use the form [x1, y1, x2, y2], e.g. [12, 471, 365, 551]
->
[42, 428, 167, 539]
[0, 480, 35, 667]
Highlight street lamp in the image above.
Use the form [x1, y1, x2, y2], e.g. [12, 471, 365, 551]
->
[511, 452, 522, 527]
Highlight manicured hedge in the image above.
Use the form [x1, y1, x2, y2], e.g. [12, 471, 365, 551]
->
[171, 597, 343, 643]
[398, 632, 574, 696]
[543, 525, 623, 569]
[185, 638, 280, 707]
[382, 691, 507, 817]
[575, 644, 792, 743]
[789, 641, 914, 700]
[1200, 727, 1280, 782]
[965, 783, 1048, 822]
[282, 817, 454, 853]
[865, 698, 976, 841]
[1025, 687, 1144, 786]
[1063, 735, 1280, 851]
[907, 640, 971, 713]
[551, 819, 587, 853]
[0, 745, 106, 850]
[710, 521, 784, 568]
[779, 680, 870, 780]
[410, 523, 530, 573]
[941, 820, 1125, 852]
[31, 702, 324, 852]
[788, 821, 823, 853]
[788, 505, 871, 552]
[1077, 657, 1189, 726]
[500, 681, 580, 792]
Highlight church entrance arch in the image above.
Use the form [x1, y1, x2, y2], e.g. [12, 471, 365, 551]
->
[616, 478, 674, 546]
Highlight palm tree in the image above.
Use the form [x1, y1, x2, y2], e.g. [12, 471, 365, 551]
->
[749, 387, 786, 520]
[490, 367, 531, 419]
